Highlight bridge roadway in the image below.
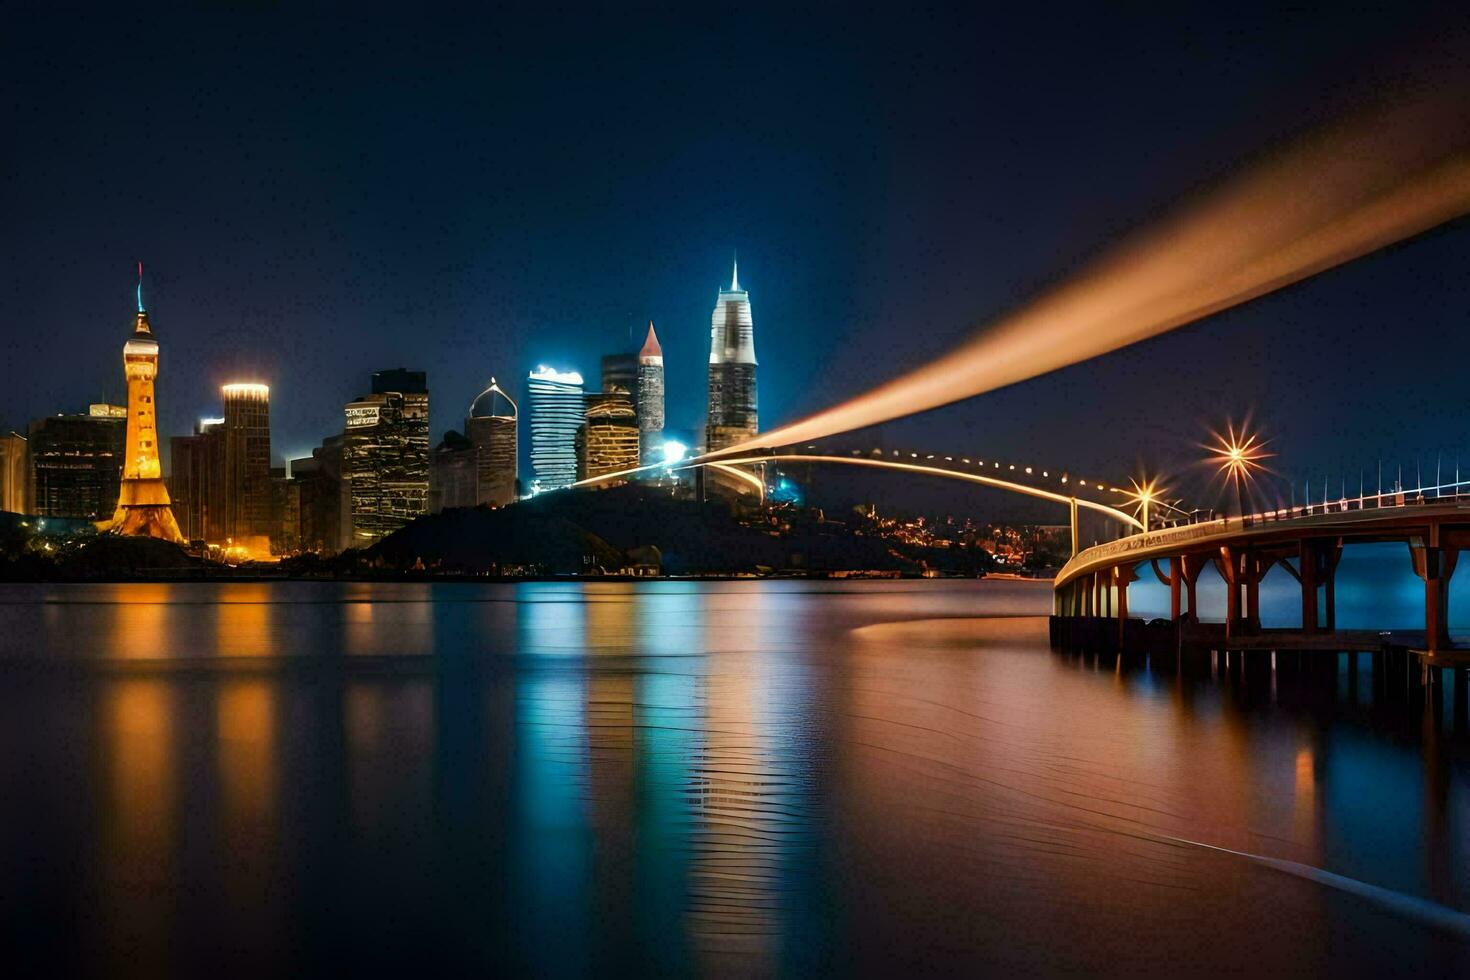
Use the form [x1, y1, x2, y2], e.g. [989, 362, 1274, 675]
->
[1054, 495, 1470, 660]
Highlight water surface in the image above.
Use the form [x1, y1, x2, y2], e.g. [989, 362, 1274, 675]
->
[0, 580, 1467, 976]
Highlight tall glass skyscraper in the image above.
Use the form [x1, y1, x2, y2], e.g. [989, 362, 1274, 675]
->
[704, 259, 758, 452]
[221, 382, 272, 542]
[636, 321, 664, 463]
[528, 366, 584, 493]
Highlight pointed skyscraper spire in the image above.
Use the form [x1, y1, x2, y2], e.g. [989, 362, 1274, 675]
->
[136, 260, 145, 313]
[639, 319, 663, 361]
[731, 252, 739, 291]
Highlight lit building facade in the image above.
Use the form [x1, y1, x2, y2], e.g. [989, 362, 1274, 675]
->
[704, 259, 758, 452]
[581, 391, 639, 480]
[106, 272, 185, 542]
[636, 321, 665, 463]
[465, 378, 518, 506]
[344, 369, 430, 544]
[528, 366, 583, 492]
[221, 383, 272, 543]
[29, 406, 126, 520]
[0, 430, 29, 515]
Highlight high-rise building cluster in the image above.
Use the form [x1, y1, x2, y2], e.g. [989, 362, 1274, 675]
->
[3, 258, 762, 555]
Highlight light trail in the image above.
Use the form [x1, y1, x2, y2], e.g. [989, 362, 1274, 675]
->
[706, 88, 1470, 457]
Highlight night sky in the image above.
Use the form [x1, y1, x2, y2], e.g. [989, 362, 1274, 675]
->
[3, 5, 1467, 517]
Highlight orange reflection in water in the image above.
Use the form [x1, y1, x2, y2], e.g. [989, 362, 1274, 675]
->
[104, 583, 171, 660]
[216, 584, 275, 659]
[687, 588, 781, 972]
[217, 681, 276, 826]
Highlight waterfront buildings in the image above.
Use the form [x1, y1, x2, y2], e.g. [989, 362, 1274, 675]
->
[221, 382, 272, 543]
[0, 430, 29, 514]
[29, 405, 126, 520]
[343, 369, 430, 544]
[428, 430, 479, 512]
[528, 366, 583, 493]
[636, 321, 665, 464]
[465, 378, 518, 506]
[581, 391, 639, 480]
[704, 259, 759, 452]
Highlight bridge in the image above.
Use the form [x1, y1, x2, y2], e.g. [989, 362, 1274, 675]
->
[1053, 483, 1470, 662]
[573, 444, 1151, 552]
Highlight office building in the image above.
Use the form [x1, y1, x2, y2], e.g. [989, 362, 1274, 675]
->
[636, 321, 664, 464]
[168, 417, 223, 542]
[527, 366, 583, 493]
[465, 378, 518, 506]
[29, 405, 126, 521]
[0, 430, 30, 514]
[429, 430, 480, 512]
[344, 369, 430, 544]
[581, 391, 639, 481]
[704, 258, 759, 452]
[221, 382, 272, 543]
[601, 352, 638, 399]
[289, 434, 345, 554]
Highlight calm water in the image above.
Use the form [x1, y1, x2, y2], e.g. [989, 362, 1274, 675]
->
[1, 579, 1468, 977]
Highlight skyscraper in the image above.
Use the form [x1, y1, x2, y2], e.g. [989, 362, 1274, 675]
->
[105, 268, 184, 542]
[287, 434, 345, 554]
[528, 366, 584, 493]
[429, 430, 479, 512]
[636, 321, 665, 464]
[600, 352, 638, 401]
[344, 369, 430, 544]
[581, 391, 639, 480]
[29, 406, 126, 520]
[221, 382, 272, 544]
[704, 258, 758, 452]
[465, 378, 518, 506]
[0, 430, 30, 515]
[167, 417, 223, 542]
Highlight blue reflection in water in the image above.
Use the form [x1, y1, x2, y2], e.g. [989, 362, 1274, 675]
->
[513, 584, 592, 975]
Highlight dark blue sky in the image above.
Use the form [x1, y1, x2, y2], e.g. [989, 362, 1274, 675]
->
[2, 4, 1466, 514]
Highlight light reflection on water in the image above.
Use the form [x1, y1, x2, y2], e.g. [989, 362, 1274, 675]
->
[0, 579, 1466, 976]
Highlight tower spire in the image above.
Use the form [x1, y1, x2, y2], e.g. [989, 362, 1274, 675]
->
[731, 252, 739, 291]
[136, 261, 144, 313]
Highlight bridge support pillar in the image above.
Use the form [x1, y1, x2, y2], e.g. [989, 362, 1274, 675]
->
[1323, 540, 1342, 631]
[1300, 540, 1319, 632]
[1069, 496, 1079, 558]
[1179, 554, 1209, 624]
[1218, 547, 1265, 637]
[1411, 538, 1459, 654]
[1114, 564, 1137, 644]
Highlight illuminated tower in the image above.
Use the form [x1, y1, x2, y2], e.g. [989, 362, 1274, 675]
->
[704, 258, 758, 452]
[636, 321, 664, 463]
[105, 264, 184, 542]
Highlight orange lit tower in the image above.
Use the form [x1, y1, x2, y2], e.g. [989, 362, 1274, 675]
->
[104, 264, 185, 543]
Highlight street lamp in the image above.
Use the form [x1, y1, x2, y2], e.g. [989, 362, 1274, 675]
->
[1207, 422, 1272, 522]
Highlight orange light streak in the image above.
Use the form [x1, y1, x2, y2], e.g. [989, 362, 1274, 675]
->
[705, 90, 1470, 457]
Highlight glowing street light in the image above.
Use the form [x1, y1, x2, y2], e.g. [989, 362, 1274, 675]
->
[660, 439, 689, 466]
[1125, 476, 1163, 532]
[1206, 422, 1273, 520]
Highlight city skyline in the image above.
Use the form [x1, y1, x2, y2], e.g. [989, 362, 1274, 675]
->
[6, 7, 1470, 496]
